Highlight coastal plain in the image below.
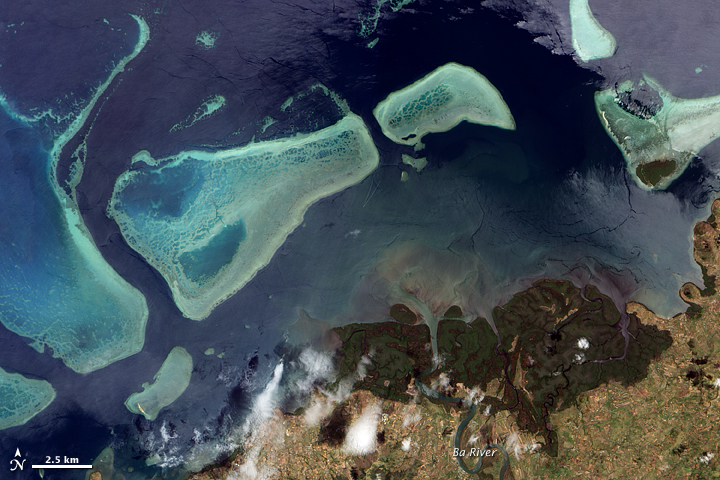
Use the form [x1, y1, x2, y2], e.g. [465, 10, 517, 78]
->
[186, 200, 720, 480]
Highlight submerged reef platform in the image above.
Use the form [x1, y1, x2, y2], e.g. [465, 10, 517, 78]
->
[0, 367, 55, 430]
[0, 16, 150, 374]
[373, 62, 515, 149]
[124, 346, 193, 421]
[109, 113, 379, 320]
[569, 0, 617, 62]
[596, 76, 720, 190]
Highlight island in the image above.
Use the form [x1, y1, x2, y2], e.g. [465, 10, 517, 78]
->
[373, 62, 515, 150]
[124, 346, 193, 421]
[569, 0, 617, 62]
[596, 76, 720, 190]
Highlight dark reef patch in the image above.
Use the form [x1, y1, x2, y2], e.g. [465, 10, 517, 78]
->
[636, 159, 677, 187]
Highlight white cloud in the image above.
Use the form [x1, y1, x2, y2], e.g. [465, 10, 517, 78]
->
[466, 386, 485, 405]
[160, 420, 178, 442]
[506, 431, 523, 458]
[302, 352, 372, 427]
[343, 402, 382, 455]
[402, 406, 422, 427]
[244, 363, 284, 435]
[401, 438, 412, 451]
[182, 363, 286, 473]
[223, 362, 285, 480]
[577, 337, 590, 350]
[356, 354, 372, 380]
[430, 372, 451, 393]
[699, 452, 715, 465]
[295, 348, 335, 394]
[303, 397, 333, 427]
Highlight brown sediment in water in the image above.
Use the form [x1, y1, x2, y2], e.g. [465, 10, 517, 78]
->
[189, 199, 720, 479]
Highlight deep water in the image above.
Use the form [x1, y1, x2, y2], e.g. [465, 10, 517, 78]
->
[0, 0, 714, 478]
[281, 1, 708, 321]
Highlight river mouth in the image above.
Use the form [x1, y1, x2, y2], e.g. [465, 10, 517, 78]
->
[0, 0, 713, 477]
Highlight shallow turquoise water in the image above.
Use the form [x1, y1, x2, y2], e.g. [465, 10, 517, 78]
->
[0, 106, 147, 375]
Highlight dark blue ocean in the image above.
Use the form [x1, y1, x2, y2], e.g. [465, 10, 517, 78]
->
[0, 0, 714, 478]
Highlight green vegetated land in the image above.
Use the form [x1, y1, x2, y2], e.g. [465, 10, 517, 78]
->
[333, 321, 434, 402]
[189, 200, 720, 480]
[333, 279, 672, 457]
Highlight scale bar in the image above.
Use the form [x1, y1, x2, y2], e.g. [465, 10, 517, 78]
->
[32, 465, 93, 469]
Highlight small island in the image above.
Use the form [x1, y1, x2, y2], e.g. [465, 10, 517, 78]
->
[124, 346, 193, 421]
[596, 76, 720, 190]
[569, 0, 617, 62]
[373, 62, 515, 150]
